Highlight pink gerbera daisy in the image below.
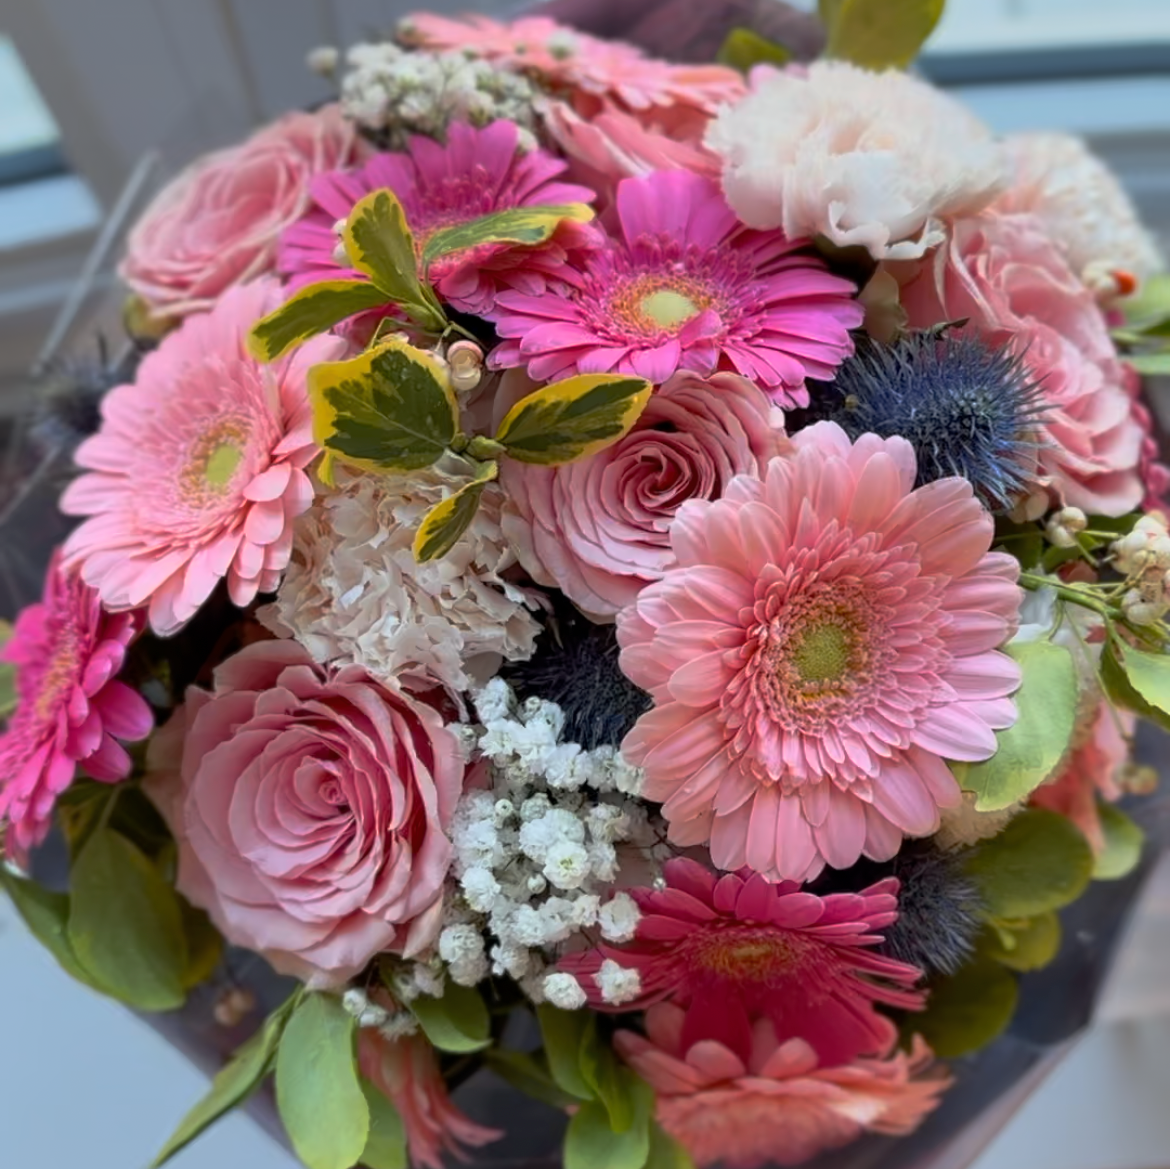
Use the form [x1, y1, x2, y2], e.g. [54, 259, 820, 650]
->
[487, 170, 863, 404]
[618, 422, 1023, 881]
[278, 120, 599, 316]
[617, 1005, 949, 1169]
[561, 858, 923, 1066]
[61, 278, 347, 636]
[0, 552, 152, 854]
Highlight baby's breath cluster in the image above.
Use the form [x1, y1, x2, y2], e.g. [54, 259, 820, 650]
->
[433, 679, 660, 1007]
[331, 41, 539, 148]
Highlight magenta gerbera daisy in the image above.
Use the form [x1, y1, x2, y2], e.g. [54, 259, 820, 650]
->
[0, 552, 152, 855]
[618, 422, 1024, 882]
[278, 120, 599, 316]
[61, 278, 347, 636]
[561, 858, 924, 1067]
[487, 170, 864, 404]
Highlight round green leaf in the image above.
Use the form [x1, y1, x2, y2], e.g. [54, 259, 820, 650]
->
[0, 868, 102, 990]
[913, 958, 1019, 1059]
[646, 1122, 696, 1169]
[825, 0, 945, 69]
[359, 1079, 407, 1169]
[1101, 641, 1170, 733]
[579, 1017, 634, 1132]
[276, 993, 369, 1169]
[408, 981, 491, 1053]
[962, 640, 1077, 812]
[485, 1049, 579, 1110]
[67, 827, 187, 1011]
[983, 913, 1062, 972]
[1110, 638, 1170, 724]
[1094, 802, 1145, 880]
[565, 1073, 654, 1169]
[964, 808, 1094, 919]
[537, 1004, 595, 1101]
[717, 27, 792, 70]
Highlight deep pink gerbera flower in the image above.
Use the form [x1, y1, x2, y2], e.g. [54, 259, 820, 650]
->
[562, 858, 923, 1066]
[618, 422, 1023, 881]
[618, 1005, 949, 1169]
[487, 171, 863, 404]
[0, 552, 152, 854]
[61, 278, 347, 635]
[279, 120, 599, 316]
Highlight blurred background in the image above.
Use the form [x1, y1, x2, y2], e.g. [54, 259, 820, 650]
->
[4, 0, 1170, 1166]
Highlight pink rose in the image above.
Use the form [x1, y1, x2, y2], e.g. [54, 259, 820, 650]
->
[501, 371, 790, 619]
[120, 106, 359, 319]
[146, 639, 462, 987]
[900, 212, 1144, 516]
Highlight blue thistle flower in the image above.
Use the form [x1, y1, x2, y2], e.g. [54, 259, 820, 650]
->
[803, 331, 1047, 511]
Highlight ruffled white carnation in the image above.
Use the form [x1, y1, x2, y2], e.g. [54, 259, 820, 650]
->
[706, 61, 1004, 260]
[997, 133, 1163, 290]
[261, 468, 541, 693]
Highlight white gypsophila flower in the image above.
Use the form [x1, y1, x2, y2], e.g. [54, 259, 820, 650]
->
[358, 1004, 392, 1029]
[594, 959, 642, 1006]
[997, 133, 1164, 291]
[706, 60, 1004, 260]
[543, 840, 592, 890]
[570, 894, 600, 928]
[474, 676, 515, 723]
[543, 972, 588, 1010]
[598, 892, 641, 943]
[460, 867, 501, 913]
[342, 987, 369, 1017]
[518, 808, 586, 864]
[438, 923, 490, 986]
[378, 1013, 420, 1041]
[587, 840, 619, 883]
[260, 467, 541, 695]
[491, 941, 533, 979]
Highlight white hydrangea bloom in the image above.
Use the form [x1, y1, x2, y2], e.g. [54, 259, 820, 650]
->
[261, 468, 541, 694]
[599, 892, 641, 943]
[706, 61, 1004, 260]
[543, 972, 588, 1010]
[594, 959, 642, 1006]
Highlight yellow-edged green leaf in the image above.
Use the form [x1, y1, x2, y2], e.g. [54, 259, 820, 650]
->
[0, 868, 103, 989]
[912, 958, 1018, 1059]
[248, 279, 390, 362]
[962, 640, 1077, 812]
[310, 339, 458, 475]
[484, 1049, 579, 1110]
[412, 461, 498, 562]
[422, 203, 595, 269]
[718, 27, 792, 70]
[1095, 802, 1145, 880]
[67, 827, 187, 1011]
[537, 1004, 595, 1101]
[359, 1079, 408, 1169]
[495, 373, 652, 466]
[564, 1072, 654, 1169]
[965, 808, 1094, 920]
[825, 0, 945, 69]
[408, 982, 491, 1053]
[984, 913, 1062, 972]
[276, 993, 369, 1169]
[152, 998, 294, 1167]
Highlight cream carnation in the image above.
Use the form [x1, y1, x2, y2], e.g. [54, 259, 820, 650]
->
[261, 467, 541, 693]
[706, 62, 1004, 260]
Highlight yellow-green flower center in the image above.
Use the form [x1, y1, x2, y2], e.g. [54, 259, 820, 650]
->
[791, 622, 853, 684]
[639, 288, 700, 330]
[204, 442, 244, 488]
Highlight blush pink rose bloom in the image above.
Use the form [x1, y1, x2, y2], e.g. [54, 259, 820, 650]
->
[146, 639, 463, 987]
[119, 106, 359, 319]
[900, 211, 1144, 517]
[501, 372, 791, 620]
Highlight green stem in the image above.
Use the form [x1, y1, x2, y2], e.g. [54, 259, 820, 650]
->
[1019, 571, 1115, 618]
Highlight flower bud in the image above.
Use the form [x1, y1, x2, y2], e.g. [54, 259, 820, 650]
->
[448, 340, 485, 393]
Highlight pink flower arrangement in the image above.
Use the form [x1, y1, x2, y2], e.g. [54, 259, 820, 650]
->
[617, 1004, 949, 1169]
[900, 211, 1145, 516]
[501, 371, 791, 618]
[279, 120, 599, 316]
[120, 106, 358, 319]
[488, 170, 864, 402]
[0, 553, 151, 854]
[618, 423, 1022, 881]
[145, 639, 464, 986]
[60, 279, 347, 635]
[562, 858, 924, 1065]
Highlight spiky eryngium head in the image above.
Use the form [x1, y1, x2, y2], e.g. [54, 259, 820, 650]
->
[799, 330, 1047, 512]
[500, 599, 652, 750]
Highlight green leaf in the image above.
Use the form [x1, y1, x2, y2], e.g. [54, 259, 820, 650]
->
[422, 203, 595, 269]
[179, 900, 224, 989]
[965, 808, 1094, 919]
[495, 373, 652, 466]
[961, 640, 1078, 811]
[1101, 640, 1170, 733]
[646, 1122, 696, 1169]
[152, 999, 294, 1167]
[1121, 273, 1170, 331]
[67, 827, 187, 1011]
[983, 913, 1062, 972]
[564, 1072, 654, 1169]
[408, 981, 491, 1053]
[824, 0, 945, 69]
[276, 993, 369, 1169]
[537, 1004, 596, 1101]
[412, 461, 498, 562]
[248, 279, 391, 363]
[579, 1017, 634, 1133]
[1127, 351, 1170, 376]
[717, 27, 792, 70]
[309, 339, 458, 477]
[0, 619, 14, 722]
[0, 868, 102, 989]
[484, 1049, 579, 1110]
[1111, 637, 1170, 722]
[359, 1079, 407, 1169]
[1094, 802, 1145, 880]
[912, 957, 1018, 1059]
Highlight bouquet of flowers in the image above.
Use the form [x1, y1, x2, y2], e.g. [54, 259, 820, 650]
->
[5, 2, 1170, 1167]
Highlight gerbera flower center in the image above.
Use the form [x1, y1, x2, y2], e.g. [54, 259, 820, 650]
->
[790, 621, 853, 684]
[609, 271, 713, 338]
[640, 288, 700, 329]
[34, 623, 82, 720]
[689, 924, 819, 985]
[181, 419, 251, 502]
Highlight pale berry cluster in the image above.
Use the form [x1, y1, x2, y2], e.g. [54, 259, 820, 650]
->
[1114, 512, 1170, 625]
